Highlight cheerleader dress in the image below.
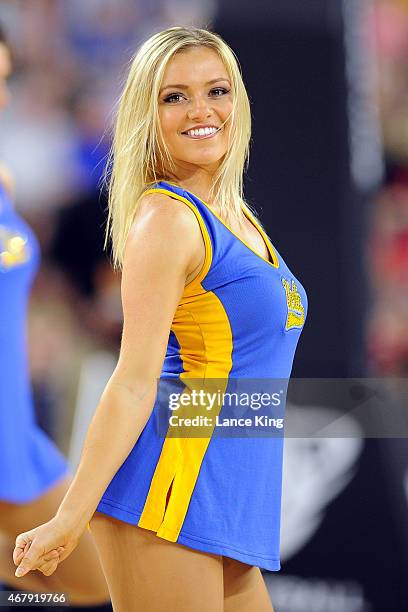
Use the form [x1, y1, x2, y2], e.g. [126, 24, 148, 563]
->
[96, 181, 308, 570]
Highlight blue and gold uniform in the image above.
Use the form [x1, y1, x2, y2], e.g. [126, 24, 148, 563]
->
[96, 181, 307, 570]
[0, 183, 69, 502]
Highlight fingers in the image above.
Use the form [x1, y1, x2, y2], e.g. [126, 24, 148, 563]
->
[13, 535, 31, 565]
[13, 522, 74, 578]
[13, 534, 33, 575]
[38, 549, 61, 576]
[14, 544, 57, 577]
[13, 541, 31, 566]
[14, 527, 63, 577]
[13, 548, 24, 565]
[37, 557, 59, 577]
[41, 550, 60, 564]
[15, 543, 63, 577]
[55, 544, 71, 563]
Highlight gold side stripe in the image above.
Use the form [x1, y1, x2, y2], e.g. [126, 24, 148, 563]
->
[138, 289, 233, 541]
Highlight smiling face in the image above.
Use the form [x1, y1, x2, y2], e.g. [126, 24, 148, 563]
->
[0, 42, 11, 112]
[158, 46, 233, 175]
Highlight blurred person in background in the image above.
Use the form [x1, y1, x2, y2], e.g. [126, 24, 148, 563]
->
[12, 26, 307, 611]
[0, 22, 112, 609]
[365, 0, 408, 376]
[366, 171, 408, 375]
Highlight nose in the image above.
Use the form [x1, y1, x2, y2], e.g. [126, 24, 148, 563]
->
[187, 94, 212, 122]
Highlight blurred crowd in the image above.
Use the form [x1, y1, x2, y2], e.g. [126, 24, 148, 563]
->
[366, 0, 408, 376]
[0, 0, 406, 455]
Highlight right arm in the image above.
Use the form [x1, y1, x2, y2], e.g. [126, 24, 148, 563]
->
[56, 192, 204, 530]
[13, 192, 205, 577]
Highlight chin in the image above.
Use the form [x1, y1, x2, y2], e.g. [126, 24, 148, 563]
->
[184, 151, 226, 167]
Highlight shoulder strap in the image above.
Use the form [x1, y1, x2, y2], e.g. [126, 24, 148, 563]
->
[143, 182, 213, 291]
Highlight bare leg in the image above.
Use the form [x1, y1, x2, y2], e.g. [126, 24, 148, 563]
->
[89, 511, 224, 612]
[223, 557, 274, 612]
[0, 476, 110, 606]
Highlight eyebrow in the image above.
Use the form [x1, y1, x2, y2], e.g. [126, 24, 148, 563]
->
[159, 78, 231, 94]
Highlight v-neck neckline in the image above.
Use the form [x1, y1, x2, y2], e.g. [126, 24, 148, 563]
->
[161, 181, 279, 269]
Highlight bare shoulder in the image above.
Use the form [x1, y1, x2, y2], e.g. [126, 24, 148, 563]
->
[134, 190, 202, 236]
[0, 163, 15, 197]
[124, 190, 204, 273]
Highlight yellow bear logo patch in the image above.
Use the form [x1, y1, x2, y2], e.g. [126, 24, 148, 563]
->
[0, 225, 30, 270]
[281, 277, 305, 330]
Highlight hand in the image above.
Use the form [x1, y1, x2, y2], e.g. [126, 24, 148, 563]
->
[13, 516, 81, 577]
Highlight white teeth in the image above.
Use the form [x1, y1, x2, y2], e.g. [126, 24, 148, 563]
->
[186, 127, 219, 137]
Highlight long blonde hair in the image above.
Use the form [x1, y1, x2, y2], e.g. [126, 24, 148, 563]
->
[105, 26, 254, 269]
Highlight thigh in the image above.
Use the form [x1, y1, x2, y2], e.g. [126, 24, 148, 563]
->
[0, 476, 109, 605]
[223, 557, 274, 612]
[89, 511, 224, 612]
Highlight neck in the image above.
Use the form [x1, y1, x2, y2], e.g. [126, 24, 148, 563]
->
[164, 164, 218, 206]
